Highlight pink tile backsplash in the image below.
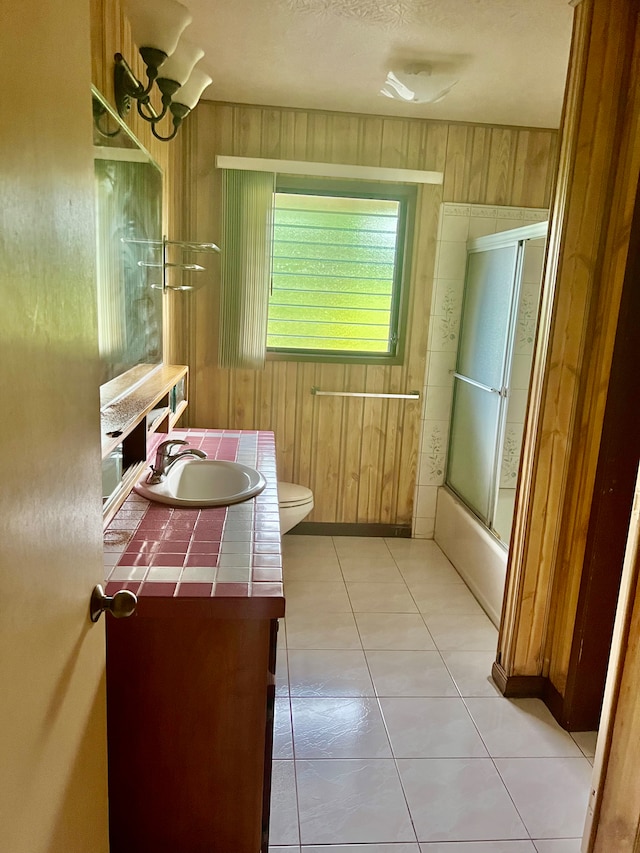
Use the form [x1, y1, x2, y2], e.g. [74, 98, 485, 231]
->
[103, 430, 283, 601]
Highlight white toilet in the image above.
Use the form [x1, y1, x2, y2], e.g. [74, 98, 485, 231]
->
[278, 482, 314, 535]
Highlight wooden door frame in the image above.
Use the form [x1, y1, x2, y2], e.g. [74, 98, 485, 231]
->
[562, 187, 640, 730]
[493, 0, 640, 711]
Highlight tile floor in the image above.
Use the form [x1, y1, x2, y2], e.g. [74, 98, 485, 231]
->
[269, 535, 597, 853]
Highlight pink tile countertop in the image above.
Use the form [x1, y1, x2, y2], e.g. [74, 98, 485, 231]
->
[103, 429, 284, 619]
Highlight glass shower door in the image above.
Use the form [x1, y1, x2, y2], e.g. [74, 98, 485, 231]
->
[447, 244, 521, 525]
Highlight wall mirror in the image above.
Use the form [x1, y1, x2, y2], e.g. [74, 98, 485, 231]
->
[92, 88, 163, 387]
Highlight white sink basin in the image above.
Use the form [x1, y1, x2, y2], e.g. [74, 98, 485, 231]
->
[134, 459, 267, 507]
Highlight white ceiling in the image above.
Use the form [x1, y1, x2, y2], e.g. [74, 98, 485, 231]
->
[186, 0, 574, 128]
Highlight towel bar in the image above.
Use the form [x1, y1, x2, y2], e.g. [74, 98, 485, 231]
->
[311, 387, 420, 400]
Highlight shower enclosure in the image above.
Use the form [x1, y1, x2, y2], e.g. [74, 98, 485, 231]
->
[446, 222, 547, 545]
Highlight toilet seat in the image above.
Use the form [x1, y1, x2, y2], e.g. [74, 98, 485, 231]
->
[278, 482, 313, 508]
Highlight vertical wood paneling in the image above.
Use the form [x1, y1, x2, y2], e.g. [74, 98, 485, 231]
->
[442, 125, 470, 200]
[497, 0, 640, 741]
[330, 114, 360, 163]
[485, 128, 515, 205]
[339, 367, 367, 521]
[467, 127, 491, 203]
[261, 110, 283, 158]
[424, 123, 449, 174]
[357, 116, 384, 167]
[381, 118, 409, 167]
[174, 101, 556, 525]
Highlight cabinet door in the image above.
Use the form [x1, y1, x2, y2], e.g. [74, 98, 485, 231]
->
[107, 614, 273, 853]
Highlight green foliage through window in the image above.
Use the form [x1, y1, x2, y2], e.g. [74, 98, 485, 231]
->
[266, 180, 415, 363]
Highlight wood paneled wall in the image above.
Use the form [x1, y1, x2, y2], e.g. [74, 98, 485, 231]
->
[171, 103, 558, 524]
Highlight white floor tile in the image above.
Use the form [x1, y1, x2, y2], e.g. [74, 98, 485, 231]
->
[270, 760, 300, 847]
[365, 650, 459, 697]
[397, 559, 465, 586]
[424, 614, 498, 651]
[347, 582, 419, 613]
[296, 758, 416, 845]
[304, 845, 420, 852]
[285, 581, 352, 613]
[288, 649, 375, 697]
[286, 611, 362, 649]
[283, 554, 344, 581]
[495, 757, 593, 839]
[441, 651, 501, 697]
[291, 697, 391, 758]
[276, 647, 290, 696]
[274, 698, 294, 758]
[355, 613, 436, 650]
[283, 535, 338, 558]
[420, 843, 536, 852]
[410, 582, 486, 616]
[380, 697, 488, 758]
[270, 847, 300, 852]
[398, 757, 528, 841]
[340, 556, 405, 582]
[334, 537, 394, 559]
[570, 730, 597, 758]
[532, 840, 583, 852]
[384, 539, 447, 560]
[465, 698, 583, 758]
[278, 618, 287, 648]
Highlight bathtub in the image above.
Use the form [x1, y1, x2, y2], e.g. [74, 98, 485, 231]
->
[434, 486, 508, 627]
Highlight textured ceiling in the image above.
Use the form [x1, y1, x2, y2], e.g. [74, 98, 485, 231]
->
[187, 0, 574, 128]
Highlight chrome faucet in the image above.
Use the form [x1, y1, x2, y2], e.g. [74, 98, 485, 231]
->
[147, 439, 207, 484]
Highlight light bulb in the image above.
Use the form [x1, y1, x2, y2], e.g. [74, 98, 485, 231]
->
[174, 68, 213, 110]
[124, 0, 191, 57]
[157, 39, 204, 86]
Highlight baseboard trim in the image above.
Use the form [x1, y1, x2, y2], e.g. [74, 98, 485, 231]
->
[491, 662, 547, 698]
[492, 664, 586, 731]
[543, 678, 570, 729]
[287, 522, 412, 538]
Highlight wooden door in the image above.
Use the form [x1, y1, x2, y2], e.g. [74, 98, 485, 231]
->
[0, 2, 110, 851]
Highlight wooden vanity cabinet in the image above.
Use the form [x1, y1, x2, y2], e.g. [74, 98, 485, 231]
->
[106, 601, 281, 853]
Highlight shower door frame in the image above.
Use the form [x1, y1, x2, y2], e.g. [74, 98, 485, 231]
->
[446, 222, 548, 544]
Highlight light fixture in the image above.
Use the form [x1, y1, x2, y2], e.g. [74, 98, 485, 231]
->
[380, 67, 458, 104]
[114, 0, 211, 141]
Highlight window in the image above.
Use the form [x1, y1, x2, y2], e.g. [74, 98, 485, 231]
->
[266, 178, 415, 363]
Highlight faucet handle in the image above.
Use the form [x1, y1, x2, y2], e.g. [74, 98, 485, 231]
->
[147, 439, 190, 485]
[157, 439, 188, 456]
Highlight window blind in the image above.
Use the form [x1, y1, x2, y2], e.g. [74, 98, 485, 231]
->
[218, 169, 275, 369]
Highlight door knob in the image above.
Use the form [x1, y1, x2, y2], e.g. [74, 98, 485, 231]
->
[90, 584, 137, 623]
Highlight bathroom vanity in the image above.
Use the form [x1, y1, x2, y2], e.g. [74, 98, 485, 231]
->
[93, 89, 284, 851]
[103, 424, 284, 853]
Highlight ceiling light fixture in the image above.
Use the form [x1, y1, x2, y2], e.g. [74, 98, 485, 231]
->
[380, 67, 458, 104]
[114, 0, 212, 141]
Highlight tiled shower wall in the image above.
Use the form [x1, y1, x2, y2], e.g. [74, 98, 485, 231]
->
[412, 203, 548, 539]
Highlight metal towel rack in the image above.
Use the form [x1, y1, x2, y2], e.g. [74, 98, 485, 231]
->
[122, 236, 220, 291]
[311, 386, 420, 400]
